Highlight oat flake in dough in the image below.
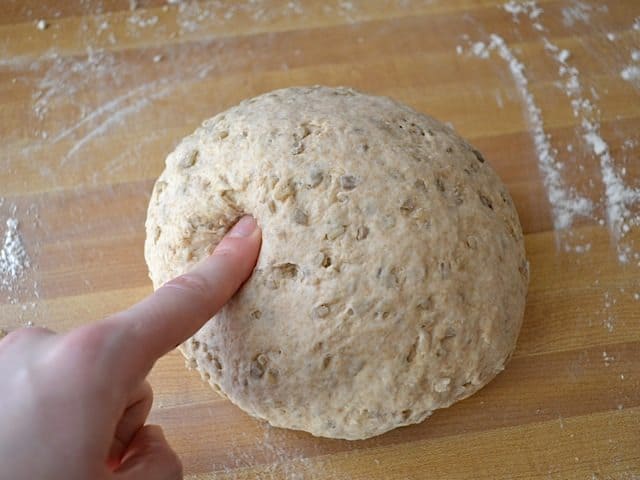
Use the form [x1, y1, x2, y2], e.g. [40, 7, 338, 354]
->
[144, 86, 529, 440]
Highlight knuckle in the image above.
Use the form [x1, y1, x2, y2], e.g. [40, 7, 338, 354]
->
[162, 272, 212, 303]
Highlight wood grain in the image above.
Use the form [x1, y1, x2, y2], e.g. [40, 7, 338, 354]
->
[1, 0, 639, 478]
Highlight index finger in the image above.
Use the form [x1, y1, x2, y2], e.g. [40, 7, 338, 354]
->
[106, 215, 261, 377]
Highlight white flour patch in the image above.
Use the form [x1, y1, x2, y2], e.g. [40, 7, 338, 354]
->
[216, 423, 348, 479]
[0, 217, 30, 294]
[543, 36, 640, 262]
[475, 34, 592, 231]
[32, 50, 119, 121]
[461, 1, 640, 262]
[602, 351, 615, 367]
[620, 65, 640, 83]
[471, 41, 490, 59]
[61, 82, 175, 164]
[503, 1, 542, 22]
[494, 89, 504, 109]
[561, 1, 592, 27]
[601, 292, 615, 333]
[127, 12, 158, 29]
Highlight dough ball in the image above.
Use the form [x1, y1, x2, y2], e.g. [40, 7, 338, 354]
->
[144, 86, 529, 440]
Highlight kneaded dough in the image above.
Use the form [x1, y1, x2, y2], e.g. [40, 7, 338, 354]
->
[145, 86, 529, 440]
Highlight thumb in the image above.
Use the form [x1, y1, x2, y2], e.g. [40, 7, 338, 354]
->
[113, 425, 183, 480]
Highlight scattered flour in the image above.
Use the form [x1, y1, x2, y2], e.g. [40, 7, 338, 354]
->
[543, 37, 640, 261]
[503, 0, 542, 22]
[471, 41, 490, 59]
[477, 34, 592, 231]
[620, 65, 640, 83]
[0, 217, 30, 293]
[503, 0, 543, 30]
[127, 13, 159, 29]
[472, 0, 640, 264]
[36, 19, 48, 31]
[561, 1, 592, 27]
[601, 292, 615, 333]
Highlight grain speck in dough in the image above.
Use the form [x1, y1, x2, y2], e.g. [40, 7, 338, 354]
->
[144, 86, 529, 440]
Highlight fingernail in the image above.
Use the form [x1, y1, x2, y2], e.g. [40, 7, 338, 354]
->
[228, 215, 257, 238]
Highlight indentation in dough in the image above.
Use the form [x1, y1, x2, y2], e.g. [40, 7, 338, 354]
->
[307, 169, 324, 188]
[207, 353, 223, 371]
[478, 192, 494, 210]
[356, 225, 369, 240]
[472, 148, 485, 163]
[313, 304, 330, 319]
[417, 297, 434, 312]
[406, 337, 419, 363]
[220, 190, 240, 210]
[267, 369, 279, 384]
[400, 198, 416, 215]
[320, 252, 332, 268]
[293, 208, 309, 226]
[438, 261, 451, 279]
[325, 224, 346, 240]
[340, 175, 358, 190]
[272, 263, 299, 279]
[414, 179, 427, 192]
[322, 355, 332, 369]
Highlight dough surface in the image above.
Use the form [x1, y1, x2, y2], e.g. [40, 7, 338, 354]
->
[145, 86, 529, 440]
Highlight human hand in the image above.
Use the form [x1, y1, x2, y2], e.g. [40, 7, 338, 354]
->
[0, 215, 261, 480]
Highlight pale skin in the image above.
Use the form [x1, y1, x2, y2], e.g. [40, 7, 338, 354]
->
[0, 215, 262, 480]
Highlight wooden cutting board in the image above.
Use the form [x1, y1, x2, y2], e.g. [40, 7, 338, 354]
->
[1, 1, 639, 478]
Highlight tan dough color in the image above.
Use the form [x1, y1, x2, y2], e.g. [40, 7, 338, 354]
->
[144, 86, 529, 440]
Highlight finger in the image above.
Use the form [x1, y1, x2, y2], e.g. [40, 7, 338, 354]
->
[0, 326, 55, 356]
[113, 425, 182, 480]
[107, 215, 261, 375]
[108, 381, 154, 468]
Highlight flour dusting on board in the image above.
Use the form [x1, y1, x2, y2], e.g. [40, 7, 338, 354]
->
[0, 216, 30, 294]
[458, 1, 640, 265]
[461, 33, 593, 232]
[216, 424, 350, 479]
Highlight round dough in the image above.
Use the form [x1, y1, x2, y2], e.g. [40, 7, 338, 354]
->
[145, 86, 529, 440]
